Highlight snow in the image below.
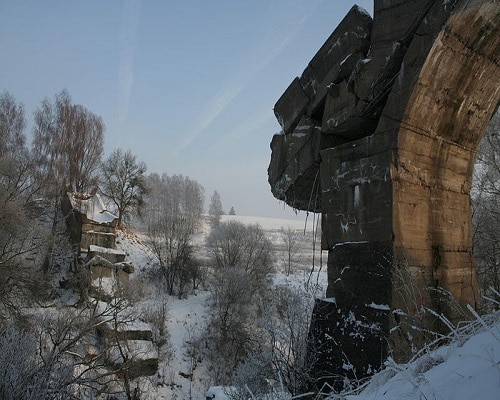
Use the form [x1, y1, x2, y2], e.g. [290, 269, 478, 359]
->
[114, 230, 156, 273]
[354, 5, 372, 18]
[20, 206, 487, 400]
[273, 173, 292, 198]
[338, 311, 500, 400]
[111, 339, 158, 360]
[78, 214, 500, 400]
[366, 302, 390, 311]
[221, 214, 314, 232]
[67, 192, 117, 224]
[88, 244, 125, 256]
[167, 291, 211, 369]
[340, 53, 352, 67]
[105, 214, 326, 398]
[295, 123, 312, 132]
[332, 241, 369, 249]
[205, 385, 237, 399]
[91, 275, 117, 296]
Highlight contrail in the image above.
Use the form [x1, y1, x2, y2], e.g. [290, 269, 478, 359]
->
[174, 0, 322, 155]
[118, 0, 141, 125]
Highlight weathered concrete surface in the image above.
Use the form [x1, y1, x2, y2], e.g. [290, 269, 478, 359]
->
[320, 133, 394, 248]
[269, 5, 372, 210]
[87, 245, 126, 264]
[268, 0, 499, 390]
[81, 224, 116, 250]
[268, 116, 323, 211]
[62, 191, 118, 252]
[62, 192, 158, 380]
[389, 0, 500, 336]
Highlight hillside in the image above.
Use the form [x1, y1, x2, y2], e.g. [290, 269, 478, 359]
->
[112, 214, 325, 399]
[3, 212, 497, 400]
[337, 309, 500, 400]
[115, 215, 499, 400]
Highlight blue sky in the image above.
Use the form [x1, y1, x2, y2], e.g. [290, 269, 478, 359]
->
[0, 0, 373, 218]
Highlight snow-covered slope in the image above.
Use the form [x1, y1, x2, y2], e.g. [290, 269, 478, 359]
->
[115, 215, 499, 400]
[201, 311, 500, 400]
[111, 214, 323, 399]
[335, 311, 500, 400]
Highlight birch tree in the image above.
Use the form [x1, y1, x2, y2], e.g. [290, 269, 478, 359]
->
[145, 173, 204, 295]
[209, 190, 224, 227]
[32, 90, 104, 194]
[0, 92, 43, 321]
[32, 90, 104, 270]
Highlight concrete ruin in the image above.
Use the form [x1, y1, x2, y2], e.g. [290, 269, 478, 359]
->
[63, 191, 158, 379]
[62, 191, 118, 252]
[268, 0, 499, 389]
[62, 191, 132, 297]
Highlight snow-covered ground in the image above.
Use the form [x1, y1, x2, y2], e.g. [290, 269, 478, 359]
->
[112, 214, 325, 399]
[337, 310, 500, 400]
[114, 215, 499, 399]
[220, 214, 318, 232]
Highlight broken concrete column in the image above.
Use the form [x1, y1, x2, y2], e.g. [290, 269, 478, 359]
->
[269, 5, 374, 211]
[268, 116, 323, 211]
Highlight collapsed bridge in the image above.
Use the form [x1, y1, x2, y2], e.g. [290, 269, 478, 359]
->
[268, 0, 499, 389]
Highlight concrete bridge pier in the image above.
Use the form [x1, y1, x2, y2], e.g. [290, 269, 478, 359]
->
[268, 0, 499, 390]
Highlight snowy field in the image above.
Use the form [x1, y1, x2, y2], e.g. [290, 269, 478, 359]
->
[220, 214, 318, 232]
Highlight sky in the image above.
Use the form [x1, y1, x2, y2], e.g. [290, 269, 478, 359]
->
[0, 0, 373, 219]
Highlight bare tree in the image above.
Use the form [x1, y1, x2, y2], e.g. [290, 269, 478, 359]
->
[32, 89, 104, 193]
[0, 294, 149, 400]
[280, 226, 301, 276]
[0, 92, 45, 321]
[204, 221, 275, 382]
[208, 190, 224, 227]
[0, 91, 26, 157]
[32, 90, 105, 270]
[214, 286, 318, 399]
[472, 111, 500, 296]
[100, 148, 148, 229]
[0, 308, 102, 399]
[206, 221, 274, 293]
[145, 173, 204, 295]
[204, 267, 254, 383]
[67, 104, 105, 191]
[259, 285, 316, 395]
[0, 170, 43, 321]
[0, 91, 39, 202]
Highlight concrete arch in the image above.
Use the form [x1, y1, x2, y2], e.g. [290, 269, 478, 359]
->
[268, 0, 499, 389]
[393, 0, 499, 317]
